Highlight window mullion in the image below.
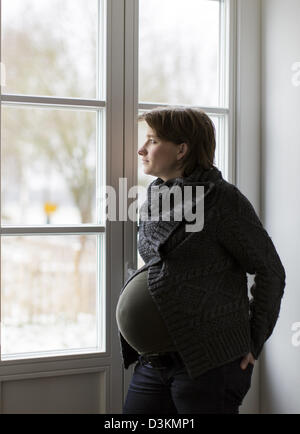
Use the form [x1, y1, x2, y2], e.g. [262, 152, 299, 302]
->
[1, 94, 105, 109]
[138, 102, 229, 115]
[1, 226, 106, 235]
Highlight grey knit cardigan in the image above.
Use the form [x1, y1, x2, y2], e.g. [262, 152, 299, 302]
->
[117, 165, 286, 380]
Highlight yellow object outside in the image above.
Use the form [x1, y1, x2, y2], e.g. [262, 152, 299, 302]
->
[44, 202, 57, 215]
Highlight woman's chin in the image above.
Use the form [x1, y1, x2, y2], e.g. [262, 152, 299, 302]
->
[143, 166, 152, 174]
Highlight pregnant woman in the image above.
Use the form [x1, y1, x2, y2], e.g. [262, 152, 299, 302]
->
[116, 106, 286, 414]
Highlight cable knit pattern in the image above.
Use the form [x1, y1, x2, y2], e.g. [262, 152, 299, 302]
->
[117, 165, 286, 380]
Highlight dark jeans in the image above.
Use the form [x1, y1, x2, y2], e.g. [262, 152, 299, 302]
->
[123, 354, 254, 414]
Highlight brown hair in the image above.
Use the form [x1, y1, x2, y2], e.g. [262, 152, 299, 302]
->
[138, 106, 216, 177]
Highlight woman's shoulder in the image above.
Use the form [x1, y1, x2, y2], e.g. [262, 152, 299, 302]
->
[216, 179, 261, 223]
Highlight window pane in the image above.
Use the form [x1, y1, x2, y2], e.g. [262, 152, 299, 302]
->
[2, 0, 99, 99]
[1, 234, 105, 359]
[1, 105, 102, 226]
[139, 0, 220, 107]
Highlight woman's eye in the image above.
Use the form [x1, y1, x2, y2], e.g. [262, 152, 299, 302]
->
[149, 139, 156, 144]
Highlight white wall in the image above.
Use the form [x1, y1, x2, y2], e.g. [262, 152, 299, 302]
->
[261, 0, 300, 414]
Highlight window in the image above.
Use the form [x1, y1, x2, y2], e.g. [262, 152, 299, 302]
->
[1, 0, 106, 360]
[136, 0, 235, 269]
[0, 0, 235, 359]
[0, 0, 237, 413]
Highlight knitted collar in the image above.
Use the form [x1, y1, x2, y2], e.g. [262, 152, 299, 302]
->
[140, 164, 223, 224]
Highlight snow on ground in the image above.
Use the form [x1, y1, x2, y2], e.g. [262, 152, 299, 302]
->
[1, 313, 100, 356]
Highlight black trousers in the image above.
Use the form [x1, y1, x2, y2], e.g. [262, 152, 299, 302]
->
[123, 355, 254, 414]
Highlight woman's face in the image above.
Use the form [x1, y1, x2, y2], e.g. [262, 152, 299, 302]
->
[138, 125, 187, 181]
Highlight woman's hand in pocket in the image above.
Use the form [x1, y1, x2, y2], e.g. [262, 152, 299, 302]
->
[240, 352, 255, 370]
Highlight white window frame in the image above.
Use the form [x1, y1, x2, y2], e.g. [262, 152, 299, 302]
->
[0, 0, 127, 414]
[0, 0, 246, 414]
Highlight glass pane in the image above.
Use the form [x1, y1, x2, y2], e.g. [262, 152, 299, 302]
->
[1, 234, 105, 359]
[136, 111, 224, 269]
[139, 0, 221, 107]
[210, 115, 221, 168]
[1, 0, 99, 99]
[1, 105, 102, 226]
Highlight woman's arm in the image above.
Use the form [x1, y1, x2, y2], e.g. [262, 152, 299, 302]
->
[216, 185, 286, 360]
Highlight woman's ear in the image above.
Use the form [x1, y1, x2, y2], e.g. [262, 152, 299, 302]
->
[177, 142, 188, 161]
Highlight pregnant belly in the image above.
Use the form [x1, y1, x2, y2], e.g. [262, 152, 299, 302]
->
[116, 269, 175, 354]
